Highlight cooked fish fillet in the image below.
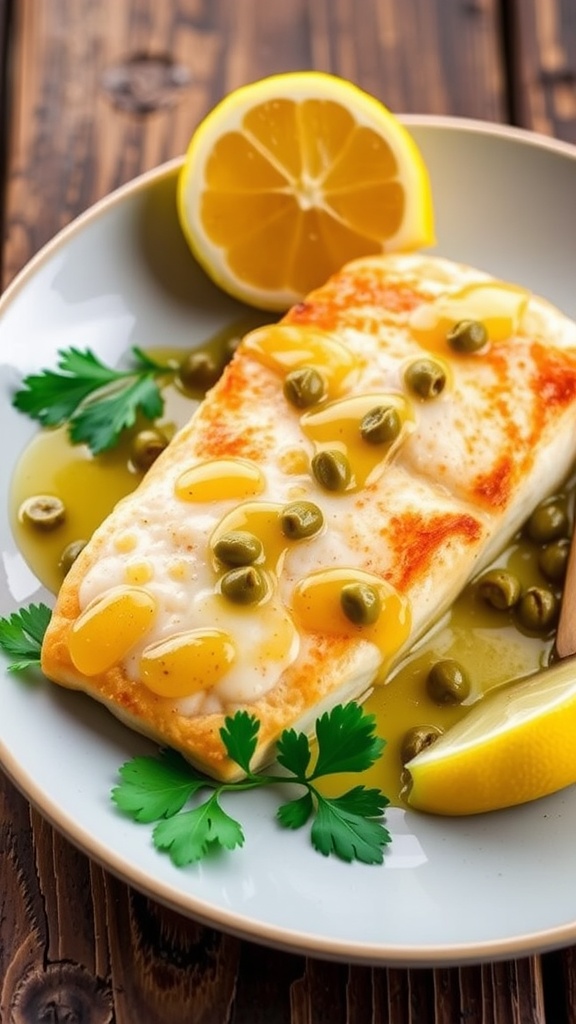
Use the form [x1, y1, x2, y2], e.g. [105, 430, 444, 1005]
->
[41, 253, 576, 780]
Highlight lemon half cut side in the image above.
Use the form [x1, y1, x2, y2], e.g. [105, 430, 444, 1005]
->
[177, 72, 435, 311]
[405, 657, 576, 816]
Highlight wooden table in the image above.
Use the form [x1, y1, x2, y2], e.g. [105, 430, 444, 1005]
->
[1, 2, 576, 1021]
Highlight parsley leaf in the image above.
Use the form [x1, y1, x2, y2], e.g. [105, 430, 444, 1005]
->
[113, 702, 392, 868]
[276, 791, 314, 830]
[312, 702, 386, 777]
[311, 790, 391, 865]
[153, 793, 245, 865]
[220, 710, 260, 776]
[13, 346, 172, 454]
[276, 728, 311, 778]
[0, 603, 52, 671]
[68, 375, 164, 453]
[112, 749, 209, 823]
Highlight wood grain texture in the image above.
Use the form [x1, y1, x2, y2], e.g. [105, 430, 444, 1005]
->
[0, 1, 572, 1021]
[508, 0, 576, 142]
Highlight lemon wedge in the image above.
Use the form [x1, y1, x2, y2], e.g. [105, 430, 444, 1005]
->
[405, 658, 576, 815]
[177, 72, 434, 311]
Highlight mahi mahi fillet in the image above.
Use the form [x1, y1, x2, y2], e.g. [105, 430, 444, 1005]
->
[41, 253, 576, 779]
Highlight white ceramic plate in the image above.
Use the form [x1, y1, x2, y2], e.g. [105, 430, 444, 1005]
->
[2, 117, 576, 967]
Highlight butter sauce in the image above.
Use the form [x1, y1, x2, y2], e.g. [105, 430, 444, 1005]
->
[292, 567, 411, 664]
[210, 501, 288, 572]
[140, 628, 237, 698]
[243, 324, 359, 397]
[301, 392, 412, 490]
[69, 585, 157, 676]
[409, 281, 529, 350]
[176, 458, 266, 502]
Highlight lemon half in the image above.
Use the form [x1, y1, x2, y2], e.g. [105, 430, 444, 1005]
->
[177, 72, 434, 311]
[406, 658, 576, 816]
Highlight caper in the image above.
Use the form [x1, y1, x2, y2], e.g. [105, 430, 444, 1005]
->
[20, 495, 66, 531]
[220, 566, 267, 605]
[130, 428, 169, 471]
[213, 530, 263, 567]
[404, 358, 447, 400]
[525, 500, 568, 544]
[359, 405, 402, 445]
[311, 449, 352, 492]
[340, 582, 382, 626]
[178, 349, 223, 392]
[279, 501, 324, 540]
[538, 537, 570, 583]
[477, 568, 522, 610]
[426, 659, 471, 705]
[283, 366, 326, 409]
[401, 725, 443, 764]
[446, 319, 488, 353]
[517, 586, 558, 633]
[59, 539, 87, 575]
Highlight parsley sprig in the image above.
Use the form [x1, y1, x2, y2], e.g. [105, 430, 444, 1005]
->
[0, 606, 392, 866]
[0, 603, 52, 671]
[13, 347, 171, 454]
[112, 704, 391, 866]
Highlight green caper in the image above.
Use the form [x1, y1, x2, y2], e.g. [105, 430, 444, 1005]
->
[477, 568, 522, 610]
[404, 358, 447, 400]
[220, 566, 267, 605]
[340, 582, 382, 626]
[426, 659, 471, 705]
[516, 586, 558, 633]
[446, 319, 488, 353]
[401, 725, 443, 764]
[59, 540, 87, 575]
[279, 501, 324, 540]
[311, 449, 352, 492]
[283, 366, 326, 409]
[178, 349, 223, 392]
[130, 428, 169, 471]
[359, 405, 402, 445]
[213, 530, 263, 567]
[538, 538, 570, 582]
[525, 500, 568, 544]
[20, 495, 66, 531]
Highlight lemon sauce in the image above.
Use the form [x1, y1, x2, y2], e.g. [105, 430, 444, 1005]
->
[9, 346, 567, 807]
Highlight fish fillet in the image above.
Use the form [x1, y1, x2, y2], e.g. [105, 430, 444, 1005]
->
[40, 253, 576, 780]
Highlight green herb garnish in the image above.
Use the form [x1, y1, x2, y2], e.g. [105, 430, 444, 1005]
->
[13, 346, 171, 454]
[0, 603, 52, 671]
[112, 703, 390, 866]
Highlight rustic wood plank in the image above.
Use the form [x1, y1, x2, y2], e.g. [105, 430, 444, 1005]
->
[0, 0, 12, 284]
[561, 948, 576, 1023]
[506, 0, 576, 141]
[0, 2, 570, 1022]
[487, 958, 547, 1024]
[343, 0, 506, 122]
